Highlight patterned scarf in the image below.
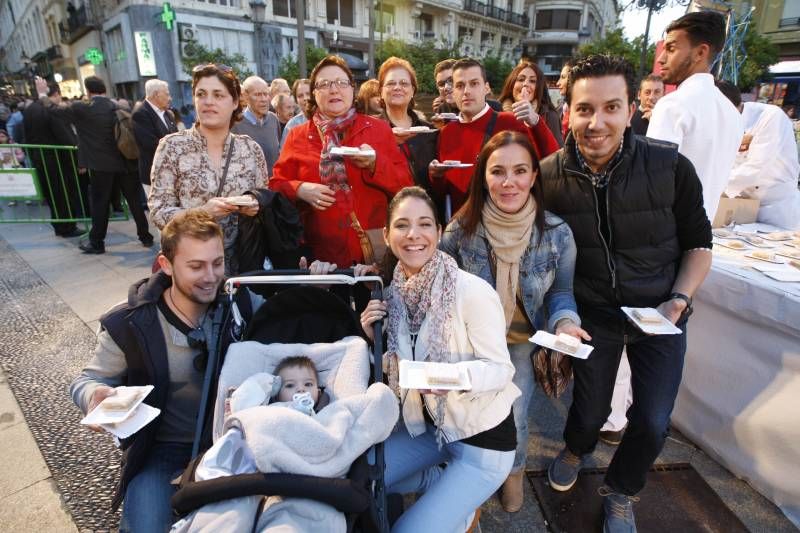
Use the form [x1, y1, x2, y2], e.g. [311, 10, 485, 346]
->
[386, 249, 459, 448]
[482, 196, 536, 329]
[313, 107, 357, 191]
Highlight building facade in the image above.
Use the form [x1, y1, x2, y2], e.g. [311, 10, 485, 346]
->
[1, 0, 534, 103]
[522, 0, 619, 79]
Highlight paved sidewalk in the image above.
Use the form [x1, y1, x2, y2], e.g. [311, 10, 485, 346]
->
[0, 216, 796, 532]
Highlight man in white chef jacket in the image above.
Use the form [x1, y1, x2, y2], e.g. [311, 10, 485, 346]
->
[647, 11, 743, 222]
[727, 100, 800, 230]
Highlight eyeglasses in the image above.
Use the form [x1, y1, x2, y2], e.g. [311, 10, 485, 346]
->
[384, 80, 412, 89]
[192, 63, 233, 74]
[436, 77, 453, 89]
[315, 79, 353, 91]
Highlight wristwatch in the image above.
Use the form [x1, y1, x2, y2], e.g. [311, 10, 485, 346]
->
[669, 292, 693, 319]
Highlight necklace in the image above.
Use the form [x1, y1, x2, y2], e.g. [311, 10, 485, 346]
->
[168, 288, 205, 330]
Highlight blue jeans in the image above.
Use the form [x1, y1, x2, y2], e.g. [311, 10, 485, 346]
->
[384, 425, 514, 533]
[564, 316, 687, 495]
[509, 342, 536, 472]
[119, 442, 193, 533]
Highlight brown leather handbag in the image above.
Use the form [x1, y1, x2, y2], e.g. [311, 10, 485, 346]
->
[532, 346, 573, 398]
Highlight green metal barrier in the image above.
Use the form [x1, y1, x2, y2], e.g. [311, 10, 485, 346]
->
[0, 143, 130, 225]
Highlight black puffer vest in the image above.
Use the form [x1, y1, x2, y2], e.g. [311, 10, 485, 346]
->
[539, 129, 682, 310]
[99, 272, 251, 509]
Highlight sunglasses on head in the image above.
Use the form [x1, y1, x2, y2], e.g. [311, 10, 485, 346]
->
[192, 63, 233, 74]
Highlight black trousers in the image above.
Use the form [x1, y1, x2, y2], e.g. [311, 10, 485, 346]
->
[88, 169, 150, 245]
[564, 311, 687, 496]
[32, 154, 83, 235]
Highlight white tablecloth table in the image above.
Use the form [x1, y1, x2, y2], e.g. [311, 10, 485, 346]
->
[672, 238, 800, 527]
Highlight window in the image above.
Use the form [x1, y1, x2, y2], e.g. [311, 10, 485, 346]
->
[377, 4, 395, 33]
[535, 9, 581, 30]
[415, 13, 433, 35]
[105, 25, 124, 63]
[273, 0, 310, 19]
[536, 44, 573, 56]
[327, 0, 353, 27]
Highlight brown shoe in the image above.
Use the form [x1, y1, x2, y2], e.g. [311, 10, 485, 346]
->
[599, 427, 626, 446]
[500, 470, 525, 512]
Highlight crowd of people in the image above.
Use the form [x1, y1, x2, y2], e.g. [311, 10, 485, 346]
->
[44, 8, 799, 533]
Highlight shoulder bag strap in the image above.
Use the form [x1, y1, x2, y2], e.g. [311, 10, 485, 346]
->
[215, 136, 235, 197]
[481, 110, 499, 148]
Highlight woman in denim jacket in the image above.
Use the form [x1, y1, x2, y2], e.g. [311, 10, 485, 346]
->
[440, 131, 589, 512]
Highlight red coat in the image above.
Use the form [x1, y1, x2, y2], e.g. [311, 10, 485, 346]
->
[436, 109, 560, 214]
[271, 113, 413, 266]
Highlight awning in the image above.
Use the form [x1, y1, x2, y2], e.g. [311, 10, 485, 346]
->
[336, 52, 368, 71]
[769, 60, 800, 74]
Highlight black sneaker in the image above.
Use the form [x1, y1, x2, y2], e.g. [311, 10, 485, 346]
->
[79, 241, 105, 254]
[140, 234, 155, 248]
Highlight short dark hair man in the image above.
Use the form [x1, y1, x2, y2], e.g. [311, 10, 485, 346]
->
[432, 59, 457, 114]
[432, 58, 559, 215]
[35, 76, 152, 253]
[646, 11, 742, 222]
[22, 83, 84, 237]
[630, 74, 664, 135]
[70, 209, 263, 532]
[539, 55, 712, 533]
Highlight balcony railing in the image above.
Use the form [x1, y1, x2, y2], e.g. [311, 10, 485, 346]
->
[59, 4, 94, 45]
[463, 0, 529, 27]
[779, 17, 800, 28]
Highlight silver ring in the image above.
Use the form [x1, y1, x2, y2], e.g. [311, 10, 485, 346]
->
[316, 199, 321, 205]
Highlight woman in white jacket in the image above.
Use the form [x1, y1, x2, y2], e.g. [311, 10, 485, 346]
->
[361, 186, 521, 532]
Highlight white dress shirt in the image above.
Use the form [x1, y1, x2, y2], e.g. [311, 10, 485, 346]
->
[146, 99, 169, 129]
[727, 102, 800, 229]
[647, 73, 743, 221]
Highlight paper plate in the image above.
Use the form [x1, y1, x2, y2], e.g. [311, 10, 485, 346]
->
[621, 307, 682, 335]
[398, 360, 472, 391]
[529, 331, 593, 359]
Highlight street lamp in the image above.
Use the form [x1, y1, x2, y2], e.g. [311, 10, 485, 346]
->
[250, 0, 266, 77]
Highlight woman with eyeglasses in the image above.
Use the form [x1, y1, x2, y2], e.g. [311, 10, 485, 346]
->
[149, 63, 270, 275]
[499, 61, 564, 147]
[271, 55, 413, 268]
[440, 131, 587, 512]
[378, 57, 440, 213]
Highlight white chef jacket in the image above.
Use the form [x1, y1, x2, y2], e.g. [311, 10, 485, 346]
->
[647, 73, 743, 221]
[727, 102, 800, 230]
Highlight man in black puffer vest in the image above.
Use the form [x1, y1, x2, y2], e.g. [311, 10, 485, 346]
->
[70, 209, 262, 532]
[539, 55, 712, 533]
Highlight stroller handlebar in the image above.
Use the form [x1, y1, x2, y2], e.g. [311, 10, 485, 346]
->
[224, 271, 384, 295]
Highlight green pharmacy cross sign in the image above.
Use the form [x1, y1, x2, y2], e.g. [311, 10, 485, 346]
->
[85, 47, 104, 65]
[161, 3, 176, 31]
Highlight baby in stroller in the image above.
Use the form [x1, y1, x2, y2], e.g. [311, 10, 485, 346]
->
[172, 335, 399, 533]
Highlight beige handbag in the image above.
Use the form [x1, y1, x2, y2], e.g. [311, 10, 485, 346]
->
[349, 212, 387, 265]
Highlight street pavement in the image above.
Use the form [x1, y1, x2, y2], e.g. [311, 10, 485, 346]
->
[0, 215, 796, 532]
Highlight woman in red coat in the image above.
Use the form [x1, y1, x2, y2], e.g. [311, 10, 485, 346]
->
[271, 55, 413, 267]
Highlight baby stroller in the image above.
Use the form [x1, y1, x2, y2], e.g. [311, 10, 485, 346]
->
[170, 270, 395, 532]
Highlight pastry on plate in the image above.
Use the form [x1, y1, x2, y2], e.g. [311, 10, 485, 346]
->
[425, 363, 461, 386]
[553, 333, 580, 354]
[632, 308, 664, 324]
[100, 388, 142, 413]
[750, 251, 777, 261]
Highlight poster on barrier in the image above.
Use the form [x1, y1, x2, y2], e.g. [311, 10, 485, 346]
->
[0, 168, 42, 200]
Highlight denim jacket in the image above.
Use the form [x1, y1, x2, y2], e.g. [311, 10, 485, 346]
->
[440, 210, 580, 332]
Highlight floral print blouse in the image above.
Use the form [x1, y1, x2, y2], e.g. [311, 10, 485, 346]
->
[149, 126, 269, 273]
